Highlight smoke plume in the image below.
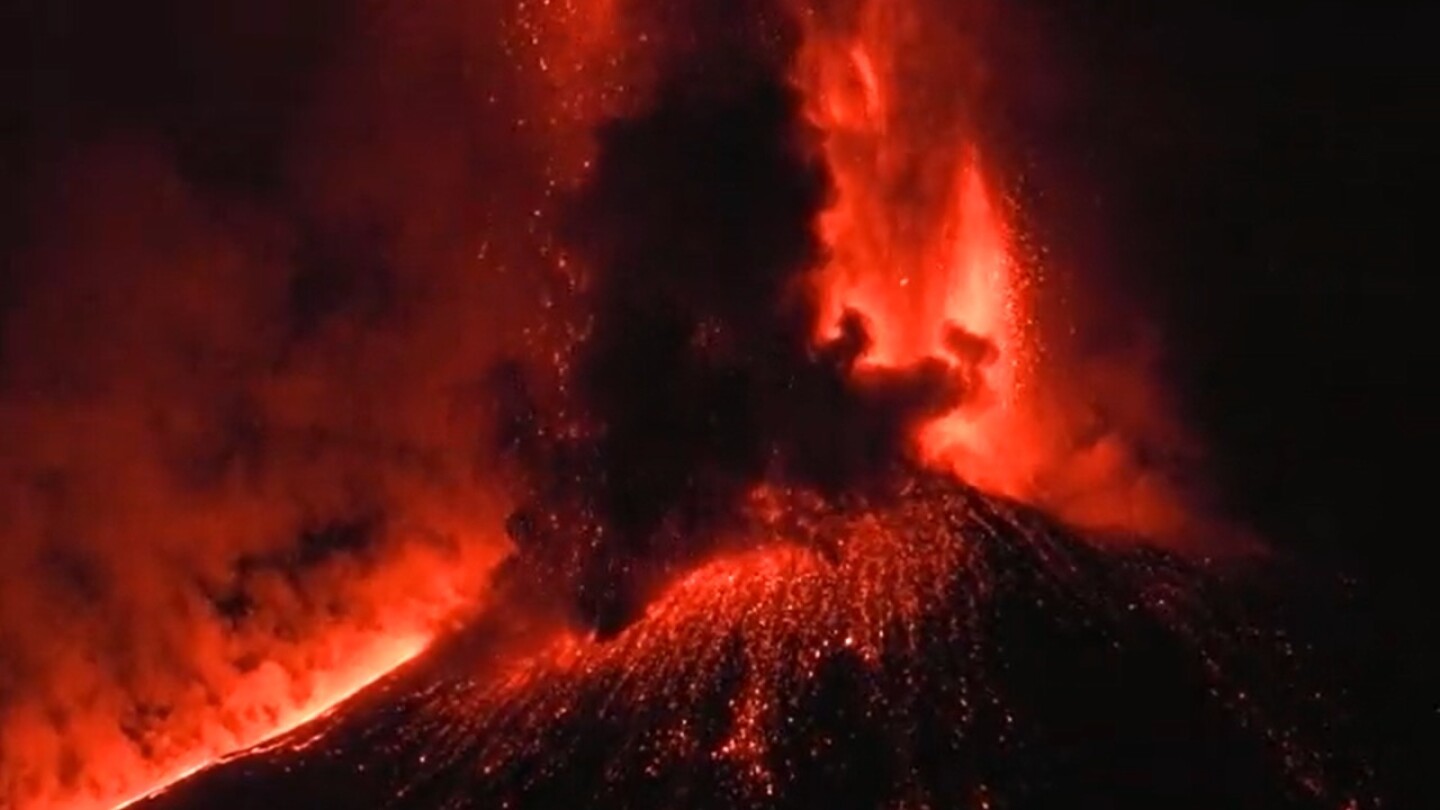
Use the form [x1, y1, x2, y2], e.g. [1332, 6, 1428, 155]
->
[496, 3, 986, 634]
[0, 2, 562, 806]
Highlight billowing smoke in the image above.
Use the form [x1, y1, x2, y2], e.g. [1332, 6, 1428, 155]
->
[0, 2, 563, 807]
[495, 2, 985, 634]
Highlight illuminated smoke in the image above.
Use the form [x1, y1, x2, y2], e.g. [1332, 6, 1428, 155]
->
[785, 0, 1226, 547]
[0, 3, 558, 807]
[494, 1, 998, 636]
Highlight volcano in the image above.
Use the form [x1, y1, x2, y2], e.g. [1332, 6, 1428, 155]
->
[129, 471, 1366, 810]
[104, 4, 1375, 808]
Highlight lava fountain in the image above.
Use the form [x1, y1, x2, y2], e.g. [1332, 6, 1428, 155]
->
[793, 0, 1032, 488]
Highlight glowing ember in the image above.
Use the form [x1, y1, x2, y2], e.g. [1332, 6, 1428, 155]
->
[131, 475, 1371, 810]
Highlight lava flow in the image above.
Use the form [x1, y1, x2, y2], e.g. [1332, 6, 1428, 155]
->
[106, 633, 428, 810]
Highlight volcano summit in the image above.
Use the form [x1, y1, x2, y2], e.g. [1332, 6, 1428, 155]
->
[133, 472, 1369, 810]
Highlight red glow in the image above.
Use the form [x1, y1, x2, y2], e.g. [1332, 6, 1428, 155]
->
[91, 633, 430, 810]
[1, 2, 1222, 809]
[378, 479, 1332, 807]
[792, 1, 1202, 543]
[793, 2, 1036, 497]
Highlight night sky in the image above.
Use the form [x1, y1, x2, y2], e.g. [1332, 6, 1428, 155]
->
[1015, 9, 1436, 801]
[2, 0, 1434, 805]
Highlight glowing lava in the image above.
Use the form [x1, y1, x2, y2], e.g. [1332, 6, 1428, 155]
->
[788, 0, 1201, 544]
[791, 0, 1033, 497]
[96, 634, 430, 810]
[131, 475, 1369, 810]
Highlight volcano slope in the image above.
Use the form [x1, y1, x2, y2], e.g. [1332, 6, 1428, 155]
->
[134, 470, 1369, 810]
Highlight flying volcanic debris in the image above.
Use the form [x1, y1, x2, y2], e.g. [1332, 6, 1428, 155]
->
[131, 473, 1375, 810]
[494, 0, 987, 636]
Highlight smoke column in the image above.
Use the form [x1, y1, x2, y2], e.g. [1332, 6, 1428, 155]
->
[495, 0, 1005, 635]
[0, 2, 570, 807]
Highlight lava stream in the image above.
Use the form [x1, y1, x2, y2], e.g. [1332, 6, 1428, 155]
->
[106, 635, 431, 810]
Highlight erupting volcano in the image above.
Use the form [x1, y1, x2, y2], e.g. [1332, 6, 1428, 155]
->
[134, 471, 1374, 810]
[0, 1, 1397, 809]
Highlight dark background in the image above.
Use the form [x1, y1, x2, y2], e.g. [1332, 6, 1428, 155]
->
[2, 0, 1433, 803]
[1049, 4, 1433, 571]
[1017, 6, 1436, 803]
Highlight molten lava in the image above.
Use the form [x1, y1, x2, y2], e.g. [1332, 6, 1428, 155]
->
[107, 634, 429, 810]
[132, 474, 1367, 810]
[794, 3, 1032, 490]
[790, 0, 1205, 543]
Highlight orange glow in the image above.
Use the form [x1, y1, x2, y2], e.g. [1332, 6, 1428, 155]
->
[792, 1, 1035, 496]
[506, 0, 639, 184]
[792, 1, 1201, 543]
[399, 479, 1313, 805]
[98, 632, 431, 810]
[514, 0, 1118, 531]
